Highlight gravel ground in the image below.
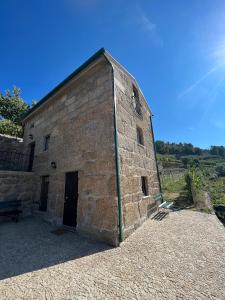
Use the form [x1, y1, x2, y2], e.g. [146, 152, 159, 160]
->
[0, 210, 225, 300]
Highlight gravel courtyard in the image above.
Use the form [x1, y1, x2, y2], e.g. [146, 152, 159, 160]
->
[0, 210, 225, 300]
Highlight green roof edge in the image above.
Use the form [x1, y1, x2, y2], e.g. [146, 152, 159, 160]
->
[23, 47, 106, 120]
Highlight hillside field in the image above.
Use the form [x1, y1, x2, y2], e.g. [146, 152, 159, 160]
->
[157, 153, 225, 206]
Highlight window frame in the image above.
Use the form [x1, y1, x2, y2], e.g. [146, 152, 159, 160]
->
[141, 176, 149, 196]
[136, 126, 144, 146]
[132, 85, 142, 116]
[44, 134, 50, 151]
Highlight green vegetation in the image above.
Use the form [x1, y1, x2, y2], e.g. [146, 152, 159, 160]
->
[0, 119, 23, 137]
[161, 175, 192, 208]
[0, 86, 35, 137]
[157, 141, 225, 209]
[186, 167, 202, 190]
[156, 140, 225, 157]
[206, 177, 225, 205]
[162, 176, 186, 198]
[184, 168, 212, 213]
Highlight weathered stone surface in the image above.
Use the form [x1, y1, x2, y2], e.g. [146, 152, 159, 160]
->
[0, 134, 23, 153]
[0, 171, 39, 216]
[22, 57, 118, 245]
[0, 135, 26, 171]
[113, 62, 160, 235]
[15, 51, 160, 245]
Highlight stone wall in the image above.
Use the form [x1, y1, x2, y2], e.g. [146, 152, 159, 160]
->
[190, 179, 213, 213]
[0, 134, 23, 153]
[0, 134, 26, 171]
[20, 51, 161, 245]
[23, 57, 119, 245]
[0, 171, 39, 216]
[112, 62, 160, 238]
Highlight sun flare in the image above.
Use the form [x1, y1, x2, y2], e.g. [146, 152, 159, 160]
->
[213, 39, 225, 66]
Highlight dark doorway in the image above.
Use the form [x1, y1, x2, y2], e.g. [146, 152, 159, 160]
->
[63, 171, 78, 227]
[28, 142, 35, 172]
[40, 176, 49, 211]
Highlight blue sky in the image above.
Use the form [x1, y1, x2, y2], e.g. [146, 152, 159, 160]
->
[0, 0, 225, 148]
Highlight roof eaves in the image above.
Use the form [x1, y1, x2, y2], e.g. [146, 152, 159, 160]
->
[103, 50, 153, 115]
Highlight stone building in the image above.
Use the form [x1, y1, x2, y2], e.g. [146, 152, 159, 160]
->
[19, 48, 161, 246]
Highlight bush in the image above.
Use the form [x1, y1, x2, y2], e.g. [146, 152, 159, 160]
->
[191, 158, 200, 167]
[182, 157, 190, 168]
[184, 172, 192, 200]
[187, 167, 202, 189]
[215, 164, 225, 177]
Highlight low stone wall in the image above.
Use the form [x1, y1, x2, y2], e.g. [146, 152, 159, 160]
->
[0, 171, 39, 216]
[0, 134, 24, 152]
[0, 134, 27, 171]
[190, 182, 213, 213]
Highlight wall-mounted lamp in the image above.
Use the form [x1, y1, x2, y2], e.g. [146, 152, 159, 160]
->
[29, 134, 33, 140]
[51, 161, 57, 169]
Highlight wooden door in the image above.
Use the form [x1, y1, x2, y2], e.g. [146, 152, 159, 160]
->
[63, 171, 78, 227]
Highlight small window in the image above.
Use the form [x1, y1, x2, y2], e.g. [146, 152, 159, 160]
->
[132, 85, 142, 116]
[137, 127, 144, 145]
[141, 177, 149, 196]
[44, 134, 50, 151]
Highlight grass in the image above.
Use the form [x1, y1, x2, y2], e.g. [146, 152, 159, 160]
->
[158, 153, 225, 207]
[161, 175, 192, 208]
[161, 175, 186, 195]
[161, 173, 212, 212]
[206, 177, 225, 206]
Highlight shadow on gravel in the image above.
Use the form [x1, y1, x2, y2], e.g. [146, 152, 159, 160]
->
[0, 217, 111, 280]
[170, 191, 194, 211]
[151, 211, 169, 221]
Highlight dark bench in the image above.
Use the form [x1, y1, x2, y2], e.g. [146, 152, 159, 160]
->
[0, 200, 22, 222]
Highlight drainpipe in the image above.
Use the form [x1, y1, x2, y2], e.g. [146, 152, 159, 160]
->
[104, 55, 124, 244]
[113, 102, 124, 243]
[150, 115, 163, 199]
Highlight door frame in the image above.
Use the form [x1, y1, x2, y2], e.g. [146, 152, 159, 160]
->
[63, 171, 79, 227]
[28, 142, 35, 172]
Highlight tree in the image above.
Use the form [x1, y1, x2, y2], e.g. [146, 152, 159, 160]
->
[183, 143, 194, 155]
[210, 146, 219, 156]
[215, 164, 225, 177]
[0, 86, 30, 137]
[155, 140, 167, 154]
[194, 147, 202, 155]
[191, 158, 200, 168]
[210, 146, 225, 157]
[182, 157, 190, 168]
[0, 119, 23, 137]
[218, 146, 225, 157]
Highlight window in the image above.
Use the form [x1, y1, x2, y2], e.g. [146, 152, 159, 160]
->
[137, 127, 144, 145]
[44, 134, 50, 151]
[132, 85, 142, 116]
[141, 177, 149, 196]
